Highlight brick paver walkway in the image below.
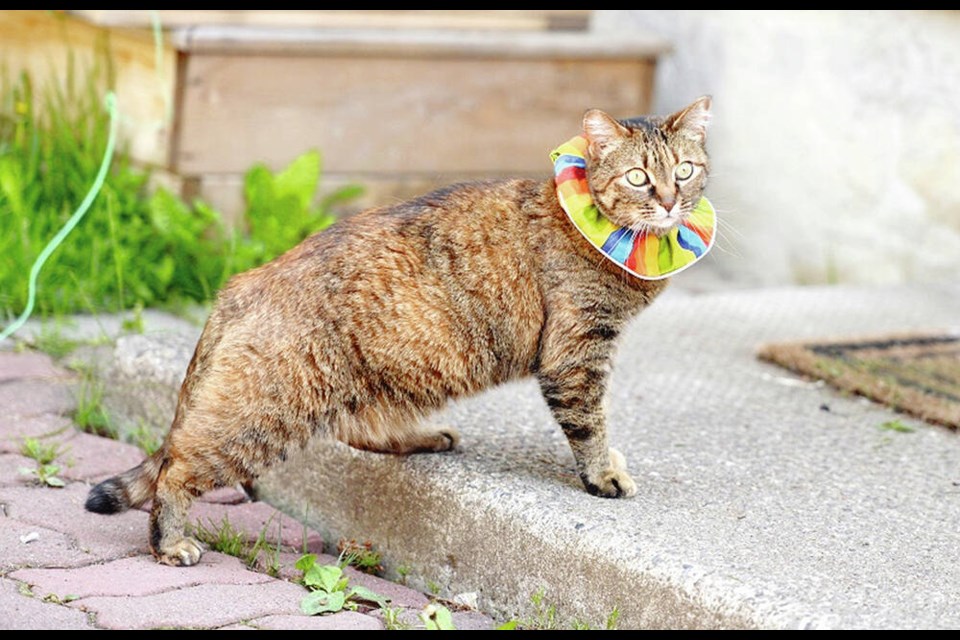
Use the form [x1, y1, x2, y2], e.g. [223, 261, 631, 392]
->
[0, 350, 492, 630]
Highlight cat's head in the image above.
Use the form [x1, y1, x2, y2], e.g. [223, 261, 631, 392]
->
[582, 97, 711, 236]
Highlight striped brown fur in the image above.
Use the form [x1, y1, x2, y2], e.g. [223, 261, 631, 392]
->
[86, 98, 712, 566]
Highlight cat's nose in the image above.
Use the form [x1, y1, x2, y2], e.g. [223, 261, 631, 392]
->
[659, 198, 677, 214]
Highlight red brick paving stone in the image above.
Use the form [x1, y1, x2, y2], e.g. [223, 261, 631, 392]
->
[0, 518, 97, 572]
[0, 351, 71, 382]
[249, 611, 384, 630]
[69, 580, 309, 630]
[9, 551, 273, 600]
[188, 500, 324, 553]
[0, 414, 74, 453]
[0, 379, 76, 418]
[343, 566, 430, 609]
[0, 452, 36, 487]
[0, 483, 150, 559]
[0, 577, 94, 630]
[58, 432, 147, 482]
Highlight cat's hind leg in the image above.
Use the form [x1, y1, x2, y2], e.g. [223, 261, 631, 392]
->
[347, 424, 460, 454]
[338, 405, 460, 455]
[149, 458, 210, 566]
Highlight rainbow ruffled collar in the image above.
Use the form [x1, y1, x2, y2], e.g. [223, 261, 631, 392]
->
[551, 136, 716, 280]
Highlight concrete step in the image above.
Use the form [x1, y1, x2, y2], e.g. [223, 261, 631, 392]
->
[9, 283, 960, 629]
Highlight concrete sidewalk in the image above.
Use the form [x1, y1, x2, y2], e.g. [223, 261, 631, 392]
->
[4, 283, 960, 629]
[258, 283, 960, 629]
[0, 350, 493, 630]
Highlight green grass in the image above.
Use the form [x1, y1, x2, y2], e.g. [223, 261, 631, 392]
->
[502, 589, 621, 630]
[0, 48, 359, 321]
[73, 373, 116, 439]
[380, 604, 412, 631]
[192, 514, 283, 573]
[29, 321, 80, 358]
[128, 420, 163, 456]
[20, 437, 62, 465]
[336, 538, 384, 575]
[526, 588, 559, 630]
[193, 516, 247, 559]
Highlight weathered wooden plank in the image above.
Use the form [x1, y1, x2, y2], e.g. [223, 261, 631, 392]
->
[170, 27, 668, 60]
[70, 10, 592, 33]
[0, 10, 178, 168]
[175, 55, 655, 175]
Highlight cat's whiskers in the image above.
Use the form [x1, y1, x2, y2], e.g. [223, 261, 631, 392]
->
[711, 216, 745, 258]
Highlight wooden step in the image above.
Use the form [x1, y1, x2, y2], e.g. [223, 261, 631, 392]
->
[71, 10, 593, 33]
[2, 11, 668, 220]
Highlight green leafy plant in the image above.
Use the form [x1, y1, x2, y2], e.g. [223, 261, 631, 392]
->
[296, 553, 389, 616]
[0, 53, 359, 320]
[19, 462, 65, 488]
[19, 437, 66, 487]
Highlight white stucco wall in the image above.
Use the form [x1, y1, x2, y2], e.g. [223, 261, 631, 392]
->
[594, 10, 960, 286]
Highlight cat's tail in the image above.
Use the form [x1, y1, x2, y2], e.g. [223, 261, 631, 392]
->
[85, 448, 165, 514]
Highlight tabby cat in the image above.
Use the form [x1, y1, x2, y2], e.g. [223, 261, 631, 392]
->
[86, 97, 713, 566]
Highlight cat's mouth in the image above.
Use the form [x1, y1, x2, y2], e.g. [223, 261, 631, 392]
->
[645, 202, 695, 235]
[646, 217, 680, 231]
[641, 212, 687, 236]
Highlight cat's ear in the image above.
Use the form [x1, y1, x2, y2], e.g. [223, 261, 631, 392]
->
[664, 96, 712, 143]
[583, 109, 629, 158]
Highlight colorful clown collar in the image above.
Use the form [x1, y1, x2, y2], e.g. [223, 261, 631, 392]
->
[551, 136, 716, 280]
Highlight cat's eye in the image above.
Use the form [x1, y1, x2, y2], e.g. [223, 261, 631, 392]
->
[625, 168, 649, 187]
[675, 161, 695, 181]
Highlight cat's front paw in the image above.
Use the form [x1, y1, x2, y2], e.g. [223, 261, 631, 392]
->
[581, 447, 638, 499]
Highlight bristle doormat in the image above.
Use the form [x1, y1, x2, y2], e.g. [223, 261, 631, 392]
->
[758, 333, 960, 430]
